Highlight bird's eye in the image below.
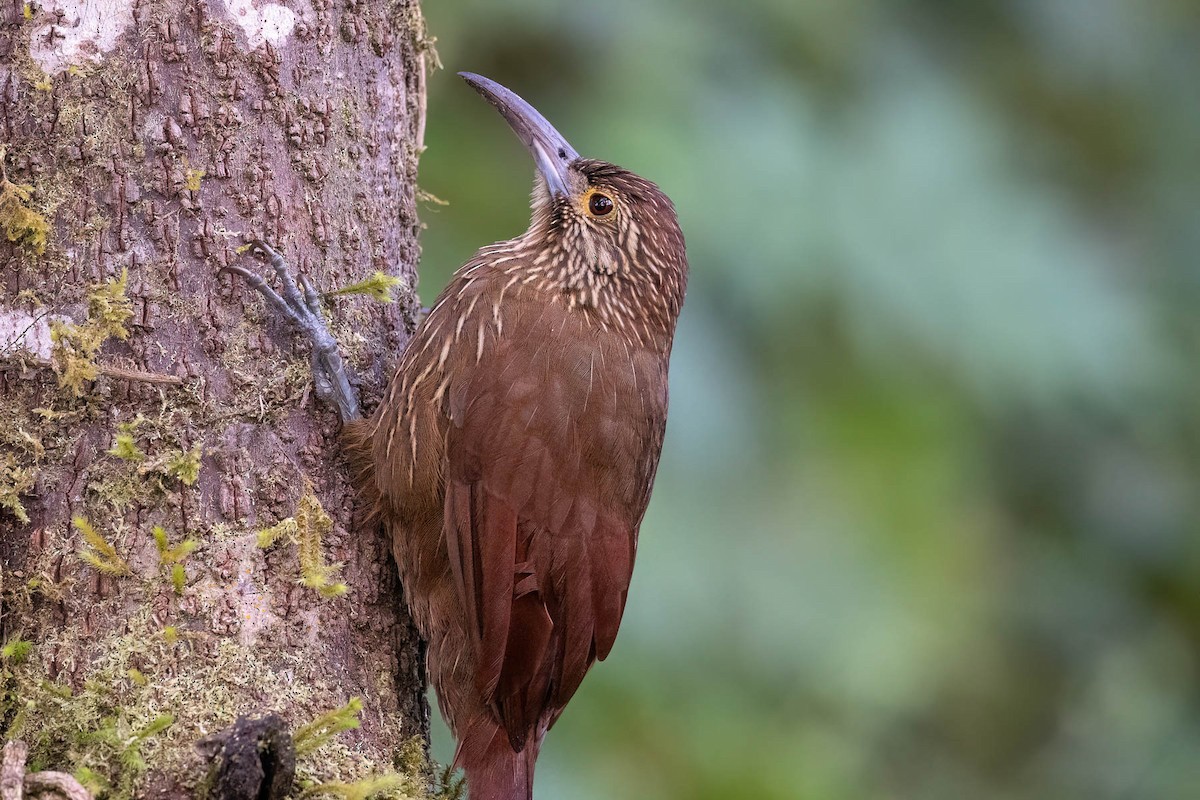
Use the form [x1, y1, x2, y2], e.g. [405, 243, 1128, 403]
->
[588, 192, 615, 217]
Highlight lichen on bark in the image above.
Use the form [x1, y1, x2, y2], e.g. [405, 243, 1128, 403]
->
[1, 0, 436, 796]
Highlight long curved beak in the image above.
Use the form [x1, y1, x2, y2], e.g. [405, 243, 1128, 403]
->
[460, 72, 580, 198]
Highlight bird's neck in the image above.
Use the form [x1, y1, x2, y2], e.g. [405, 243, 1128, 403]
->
[498, 230, 682, 352]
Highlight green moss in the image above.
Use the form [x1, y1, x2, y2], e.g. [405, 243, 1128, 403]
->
[2, 638, 33, 664]
[397, 739, 463, 800]
[258, 487, 348, 598]
[434, 767, 465, 800]
[257, 516, 298, 549]
[164, 444, 202, 485]
[107, 418, 148, 463]
[0, 605, 429, 799]
[88, 469, 155, 514]
[4, 635, 175, 797]
[295, 698, 362, 755]
[153, 525, 197, 564]
[326, 272, 408, 303]
[50, 269, 133, 396]
[85, 270, 134, 334]
[298, 729, 443, 800]
[152, 525, 197, 595]
[75, 766, 110, 796]
[90, 415, 205, 513]
[0, 172, 50, 254]
[108, 432, 146, 462]
[168, 564, 184, 594]
[0, 453, 35, 523]
[305, 774, 413, 800]
[112, 714, 175, 771]
[75, 515, 133, 576]
[0, 425, 41, 523]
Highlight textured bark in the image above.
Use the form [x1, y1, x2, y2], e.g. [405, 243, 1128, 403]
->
[0, 0, 433, 796]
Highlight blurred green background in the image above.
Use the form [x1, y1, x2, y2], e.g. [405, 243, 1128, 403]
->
[416, 2, 1200, 798]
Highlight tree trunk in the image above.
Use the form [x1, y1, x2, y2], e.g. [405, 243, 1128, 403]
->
[0, 0, 434, 796]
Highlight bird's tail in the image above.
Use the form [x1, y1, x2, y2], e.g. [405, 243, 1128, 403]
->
[454, 718, 540, 800]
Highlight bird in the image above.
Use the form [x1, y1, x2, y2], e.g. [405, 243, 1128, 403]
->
[228, 72, 688, 800]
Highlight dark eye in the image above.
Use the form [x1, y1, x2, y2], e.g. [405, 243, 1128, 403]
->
[588, 192, 614, 217]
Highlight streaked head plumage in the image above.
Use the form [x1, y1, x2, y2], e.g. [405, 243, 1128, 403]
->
[460, 72, 687, 330]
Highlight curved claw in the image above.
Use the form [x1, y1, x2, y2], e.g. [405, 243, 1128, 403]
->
[219, 261, 303, 328]
[299, 274, 323, 317]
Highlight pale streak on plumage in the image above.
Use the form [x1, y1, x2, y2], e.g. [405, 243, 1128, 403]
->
[584, 351, 595, 414]
[624, 219, 641, 261]
[500, 273, 522, 298]
[437, 336, 454, 371]
[495, 274, 521, 337]
[433, 373, 453, 407]
[408, 358, 438, 402]
[408, 414, 419, 485]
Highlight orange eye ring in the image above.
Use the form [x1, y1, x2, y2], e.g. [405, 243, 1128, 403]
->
[587, 192, 615, 217]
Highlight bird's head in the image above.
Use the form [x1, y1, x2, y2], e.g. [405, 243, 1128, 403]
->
[461, 73, 687, 334]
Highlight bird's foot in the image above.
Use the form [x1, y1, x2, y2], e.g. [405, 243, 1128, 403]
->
[223, 240, 361, 422]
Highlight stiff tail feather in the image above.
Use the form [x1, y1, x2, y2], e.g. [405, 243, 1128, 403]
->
[455, 718, 540, 800]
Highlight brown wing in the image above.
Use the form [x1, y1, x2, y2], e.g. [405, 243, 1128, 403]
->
[442, 308, 664, 751]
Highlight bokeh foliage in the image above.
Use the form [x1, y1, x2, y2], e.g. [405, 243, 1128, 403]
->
[418, 1, 1200, 798]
